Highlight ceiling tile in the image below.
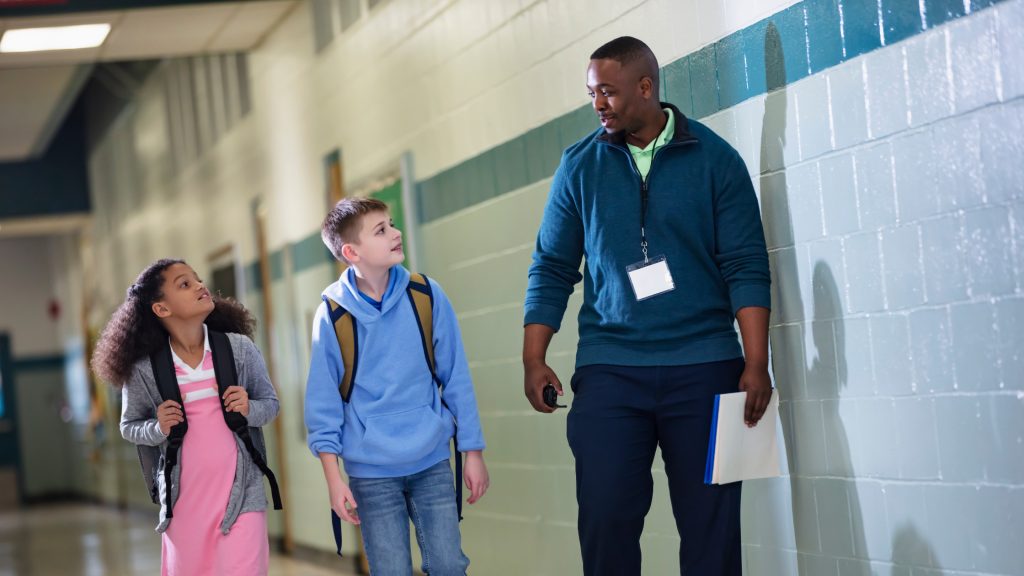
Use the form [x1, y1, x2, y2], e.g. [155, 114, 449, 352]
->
[99, 3, 236, 60]
[207, 1, 296, 52]
[0, 65, 79, 160]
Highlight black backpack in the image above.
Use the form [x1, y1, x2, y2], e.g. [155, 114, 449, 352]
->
[135, 329, 282, 518]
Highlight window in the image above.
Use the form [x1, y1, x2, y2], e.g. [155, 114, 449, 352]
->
[163, 52, 252, 171]
[310, 0, 364, 53]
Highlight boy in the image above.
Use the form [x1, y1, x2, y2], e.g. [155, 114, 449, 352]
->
[305, 197, 488, 576]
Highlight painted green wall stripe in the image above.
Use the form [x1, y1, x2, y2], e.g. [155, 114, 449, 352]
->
[415, 0, 1008, 224]
[292, 232, 334, 274]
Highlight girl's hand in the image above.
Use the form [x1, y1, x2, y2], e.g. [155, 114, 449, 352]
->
[329, 479, 360, 525]
[222, 386, 249, 417]
[156, 400, 183, 436]
[464, 450, 489, 504]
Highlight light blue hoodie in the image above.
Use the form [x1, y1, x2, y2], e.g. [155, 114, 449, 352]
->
[304, 264, 485, 478]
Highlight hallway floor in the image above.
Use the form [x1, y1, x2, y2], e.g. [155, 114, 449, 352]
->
[0, 504, 354, 576]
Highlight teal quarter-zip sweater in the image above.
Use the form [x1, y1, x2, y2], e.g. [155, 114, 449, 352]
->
[524, 103, 771, 368]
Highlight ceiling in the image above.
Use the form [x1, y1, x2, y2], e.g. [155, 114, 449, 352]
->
[0, 0, 296, 163]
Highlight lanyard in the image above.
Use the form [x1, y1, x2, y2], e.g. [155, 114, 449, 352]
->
[638, 137, 662, 264]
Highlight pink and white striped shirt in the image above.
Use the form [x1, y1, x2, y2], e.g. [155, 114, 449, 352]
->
[161, 325, 268, 576]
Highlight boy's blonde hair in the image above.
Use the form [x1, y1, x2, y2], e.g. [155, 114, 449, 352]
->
[321, 197, 389, 265]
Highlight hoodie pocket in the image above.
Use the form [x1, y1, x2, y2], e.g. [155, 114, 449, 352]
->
[361, 405, 447, 465]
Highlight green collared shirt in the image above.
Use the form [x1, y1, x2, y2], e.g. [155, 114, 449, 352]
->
[626, 108, 675, 182]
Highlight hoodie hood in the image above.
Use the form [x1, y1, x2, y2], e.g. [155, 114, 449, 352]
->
[322, 264, 411, 325]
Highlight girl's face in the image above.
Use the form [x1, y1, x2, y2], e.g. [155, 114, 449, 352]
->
[151, 263, 215, 322]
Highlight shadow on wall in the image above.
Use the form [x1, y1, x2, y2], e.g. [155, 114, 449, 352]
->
[755, 21, 941, 575]
[892, 523, 940, 573]
[758, 19, 945, 576]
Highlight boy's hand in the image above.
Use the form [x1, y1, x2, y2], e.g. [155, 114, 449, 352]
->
[222, 386, 249, 417]
[328, 479, 360, 525]
[464, 450, 489, 505]
[156, 399, 183, 435]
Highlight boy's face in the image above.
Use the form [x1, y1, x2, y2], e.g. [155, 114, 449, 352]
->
[343, 210, 404, 269]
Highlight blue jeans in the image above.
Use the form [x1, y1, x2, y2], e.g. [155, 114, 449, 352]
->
[349, 460, 469, 576]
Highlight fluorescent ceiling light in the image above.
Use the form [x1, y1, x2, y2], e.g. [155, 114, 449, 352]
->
[0, 23, 111, 53]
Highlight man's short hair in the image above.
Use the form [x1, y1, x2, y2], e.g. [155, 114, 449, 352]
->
[590, 36, 660, 93]
[322, 197, 389, 264]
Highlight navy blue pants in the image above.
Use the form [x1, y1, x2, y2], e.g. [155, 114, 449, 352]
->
[566, 359, 745, 576]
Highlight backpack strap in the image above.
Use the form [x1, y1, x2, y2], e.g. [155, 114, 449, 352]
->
[323, 296, 357, 403]
[208, 330, 283, 511]
[406, 273, 463, 521]
[149, 343, 187, 518]
[406, 273, 435, 374]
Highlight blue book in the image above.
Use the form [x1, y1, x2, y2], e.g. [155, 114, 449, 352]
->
[704, 394, 721, 484]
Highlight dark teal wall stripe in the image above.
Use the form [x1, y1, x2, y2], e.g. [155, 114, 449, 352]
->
[292, 232, 334, 274]
[246, 262, 262, 292]
[12, 355, 65, 372]
[416, 0, 1007, 225]
[245, 231, 335, 291]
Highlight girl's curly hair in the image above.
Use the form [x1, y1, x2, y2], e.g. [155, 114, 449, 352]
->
[91, 258, 257, 387]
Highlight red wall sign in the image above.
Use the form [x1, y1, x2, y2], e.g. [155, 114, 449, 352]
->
[0, 0, 69, 6]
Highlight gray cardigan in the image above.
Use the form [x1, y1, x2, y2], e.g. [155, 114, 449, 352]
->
[120, 332, 280, 534]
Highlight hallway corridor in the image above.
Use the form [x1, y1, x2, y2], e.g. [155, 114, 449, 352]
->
[0, 504, 352, 576]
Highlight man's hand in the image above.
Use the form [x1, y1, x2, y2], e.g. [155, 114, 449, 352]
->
[464, 450, 490, 504]
[738, 365, 772, 427]
[523, 323, 562, 414]
[524, 360, 563, 413]
[222, 385, 249, 417]
[157, 399, 183, 435]
[735, 306, 772, 427]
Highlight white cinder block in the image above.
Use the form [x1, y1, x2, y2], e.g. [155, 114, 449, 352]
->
[997, 0, 1024, 100]
[881, 224, 925, 310]
[827, 60, 870, 150]
[920, 214, 969, 305]
[855, 142, 897, 231]
[809, 238, 848, 319]
[909, 307, 956, 393]
[904, 30, 953, 128]
[703, 109, 739, 150]
[733, 97, 761, 175]
[774, 245, 813, 323]
[787, 162, 825, 245]
[949, 10, 1001, 115]
[762, 171, 795, 249]
[844, 232, 886, 314]
[950, 301, 1001, 391]
[934, 115, 985, 212]
[857, 398, 900, 478]
[864, 47, 909, 140]
[818, 154, 859, 236]
[669, 0, 702, 59]
[892, 129, 939, 223]
[979, 102, 1024, 204]
[795, 76, 833, 161]
[965, 206, 1016, 298]
[696, 0, 729, 44]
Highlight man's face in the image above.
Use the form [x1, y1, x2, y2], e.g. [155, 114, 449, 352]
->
[347, 210, 405, 269]
[587, 58, 651, 135]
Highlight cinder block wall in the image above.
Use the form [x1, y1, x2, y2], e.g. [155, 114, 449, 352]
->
[81, 0, 1024, 573]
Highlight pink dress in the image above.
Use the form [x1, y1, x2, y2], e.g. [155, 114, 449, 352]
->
[161, 327, 269, 576]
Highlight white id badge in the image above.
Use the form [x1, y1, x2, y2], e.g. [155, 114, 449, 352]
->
[626, 255, 675, 301]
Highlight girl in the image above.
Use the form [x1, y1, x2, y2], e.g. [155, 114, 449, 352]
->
[93, 258, 280, 576]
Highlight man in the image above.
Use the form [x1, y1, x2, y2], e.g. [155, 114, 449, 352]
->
[523, 37, 772, 575]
